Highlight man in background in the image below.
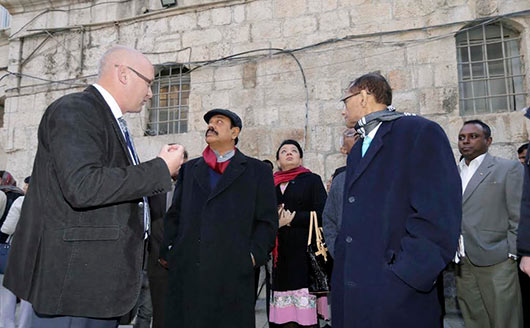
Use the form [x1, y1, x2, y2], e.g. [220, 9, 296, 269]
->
[456, 120, 523, 328]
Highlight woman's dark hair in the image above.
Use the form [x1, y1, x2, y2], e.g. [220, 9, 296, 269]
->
[348, 72, 392, 106]
[276, 139, 304, 160]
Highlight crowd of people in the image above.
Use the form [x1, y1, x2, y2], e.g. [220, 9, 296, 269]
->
[0, 44, 527, 328]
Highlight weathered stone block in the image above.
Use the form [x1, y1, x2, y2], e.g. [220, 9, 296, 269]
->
[411, 64, 434, 89]
[273, 0, 307, 18]
[393, 90, 419, 113]
[211, 7, 232, 26]
[214, 65, 243, 90]
[434, 63, 458, 87]
[393, 0, 445, 19]
[349, 3, 392, 25]
[283, 16, 317, 37]
[222, 25, 251, 43]
[387, 69, 410, 92]
[182, 28, 223, 47]
[250, 20, 282, 41]
[233, 5, 246, 23]
[319, 10, 350, 32]
[197, 11, 211, 28]
[406, 38, 456, 65]
[169, 13, 197, 32]
[246, 1, 273, 21]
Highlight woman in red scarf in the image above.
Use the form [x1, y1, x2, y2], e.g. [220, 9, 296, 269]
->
[269, 140, 329, 328]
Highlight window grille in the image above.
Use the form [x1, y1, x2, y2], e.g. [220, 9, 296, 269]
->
[0, 6, 10, 29]
[146, 65, 190, 136]
[456, 21, 526, 115]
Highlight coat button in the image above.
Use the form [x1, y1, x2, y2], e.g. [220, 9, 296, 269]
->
[138, 202, 144, 208]
[346, 281, 356, 287]
[346, 236, 353, 243]
[348, 196, 355, 203]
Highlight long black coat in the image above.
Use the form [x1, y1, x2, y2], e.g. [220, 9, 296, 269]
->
[3, 86, 172, 318]
[273, 172, 327, 291]
[332, 116, 461, 328]
[161, 150, 278, 328]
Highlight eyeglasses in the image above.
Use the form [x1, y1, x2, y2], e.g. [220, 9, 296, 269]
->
[342, 90, 371, 104]
[114, 64, 153, 87]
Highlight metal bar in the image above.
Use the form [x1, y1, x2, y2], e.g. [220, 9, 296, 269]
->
[460, 92, 527, 101]
[500, 23, 511, 111]
[466, 29, 476, 114]
[482, 24, 492, 112]
[458, 54, 523, 64]
[458, 73, 526, 83]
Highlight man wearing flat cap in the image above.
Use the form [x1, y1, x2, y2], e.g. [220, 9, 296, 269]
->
[161, 109, 278, 328]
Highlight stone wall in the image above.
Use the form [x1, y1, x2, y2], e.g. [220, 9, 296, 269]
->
[0, 0, 529, 182]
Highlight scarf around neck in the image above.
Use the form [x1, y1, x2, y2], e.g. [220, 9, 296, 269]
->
[273, 166, 311, 186]
[202, 145, 235, 174]
[355, 106, 415, 138]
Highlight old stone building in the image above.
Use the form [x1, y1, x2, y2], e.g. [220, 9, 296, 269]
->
[0, 0, 528, 184]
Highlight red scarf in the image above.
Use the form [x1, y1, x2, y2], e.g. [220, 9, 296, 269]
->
[202, 145, 234, 174]
[273, 166, 311, 186]
[272, 166, 311, 267]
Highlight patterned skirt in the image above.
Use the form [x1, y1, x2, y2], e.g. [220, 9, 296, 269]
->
[269, 288, 329, 326]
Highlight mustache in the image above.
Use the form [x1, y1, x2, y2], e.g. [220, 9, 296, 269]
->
[205, 127, 218, 136]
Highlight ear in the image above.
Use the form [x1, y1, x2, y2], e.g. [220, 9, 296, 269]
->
[116, 65, 128, 84]
[360, 90, 369, 106]
[486, 137, 493, 147]
[231, 127, 241, 140]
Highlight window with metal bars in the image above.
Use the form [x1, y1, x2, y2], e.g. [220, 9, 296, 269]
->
[146, 65, 190, 136]
[456, 21, 526, 115]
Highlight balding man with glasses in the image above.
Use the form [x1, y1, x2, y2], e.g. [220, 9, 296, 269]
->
[3, 45, 185, 328]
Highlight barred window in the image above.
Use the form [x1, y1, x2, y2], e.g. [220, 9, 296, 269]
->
[146, 65, 190, 136]
[456, 21, 526, 115]
[0, 6, 10, 29]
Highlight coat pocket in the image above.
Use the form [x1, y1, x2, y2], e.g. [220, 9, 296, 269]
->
[63, 226, 120, 241]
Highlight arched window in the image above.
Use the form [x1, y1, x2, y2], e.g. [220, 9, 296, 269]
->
[456, 21, 526, 115]
[146, 65, 190, 136]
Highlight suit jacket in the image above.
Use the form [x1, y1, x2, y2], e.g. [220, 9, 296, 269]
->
[332, 116, 461, 328]
[461, 153, 523, 266]
[323, 170, 346, 258]
[161, 150, 278, 328]
[3, 86, 172, 318]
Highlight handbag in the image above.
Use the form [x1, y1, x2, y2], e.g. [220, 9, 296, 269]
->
[0, 235, 12, 274]
[307, 211, 333, 294]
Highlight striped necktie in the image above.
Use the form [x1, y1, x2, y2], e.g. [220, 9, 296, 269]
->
[117, 117, 150, 238]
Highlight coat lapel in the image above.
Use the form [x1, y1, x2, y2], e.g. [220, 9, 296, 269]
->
[208, 150, 247, 201]
[347, 121, 392, 190]
[462, 153, 494, 204]
[85, 86, 134, 166]
[193, 158, 212, 194]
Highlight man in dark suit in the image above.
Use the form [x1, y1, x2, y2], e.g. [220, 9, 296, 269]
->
[519, 107, 530, 328]
[161, 108, 278, 328]
[455, 120, 524, 328]
[331, 73, 461, 327]
[3, 45, 185, 328]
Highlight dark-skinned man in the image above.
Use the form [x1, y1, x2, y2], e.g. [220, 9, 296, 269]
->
[161, 108, 278, 328]
[456, 119, 524, 328]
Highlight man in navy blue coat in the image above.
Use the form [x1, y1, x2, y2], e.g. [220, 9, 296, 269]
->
[331, 73, 461, 327]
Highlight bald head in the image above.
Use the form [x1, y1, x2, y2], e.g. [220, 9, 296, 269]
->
[96, 45, 154, 114]
[98, 46, 151, 79]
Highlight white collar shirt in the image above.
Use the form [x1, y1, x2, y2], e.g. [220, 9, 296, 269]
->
[458, 153, 486, 195]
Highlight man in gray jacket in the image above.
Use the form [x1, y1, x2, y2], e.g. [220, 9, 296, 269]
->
[456, 119, 523, 328]
[323, 128, 359, 257]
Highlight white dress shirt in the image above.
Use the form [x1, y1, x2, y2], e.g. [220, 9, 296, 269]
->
[459, 153, 486, 195]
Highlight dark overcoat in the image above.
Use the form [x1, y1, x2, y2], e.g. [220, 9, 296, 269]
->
[332, 116, 462, 328]
[3, 86, 172, 318]
[273, 172, 327, 291]
[161, 150, 278, 328]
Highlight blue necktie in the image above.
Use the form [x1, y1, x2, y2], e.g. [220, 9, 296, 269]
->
[118, 117, 150, 238]
[361, 136, 372, 157]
